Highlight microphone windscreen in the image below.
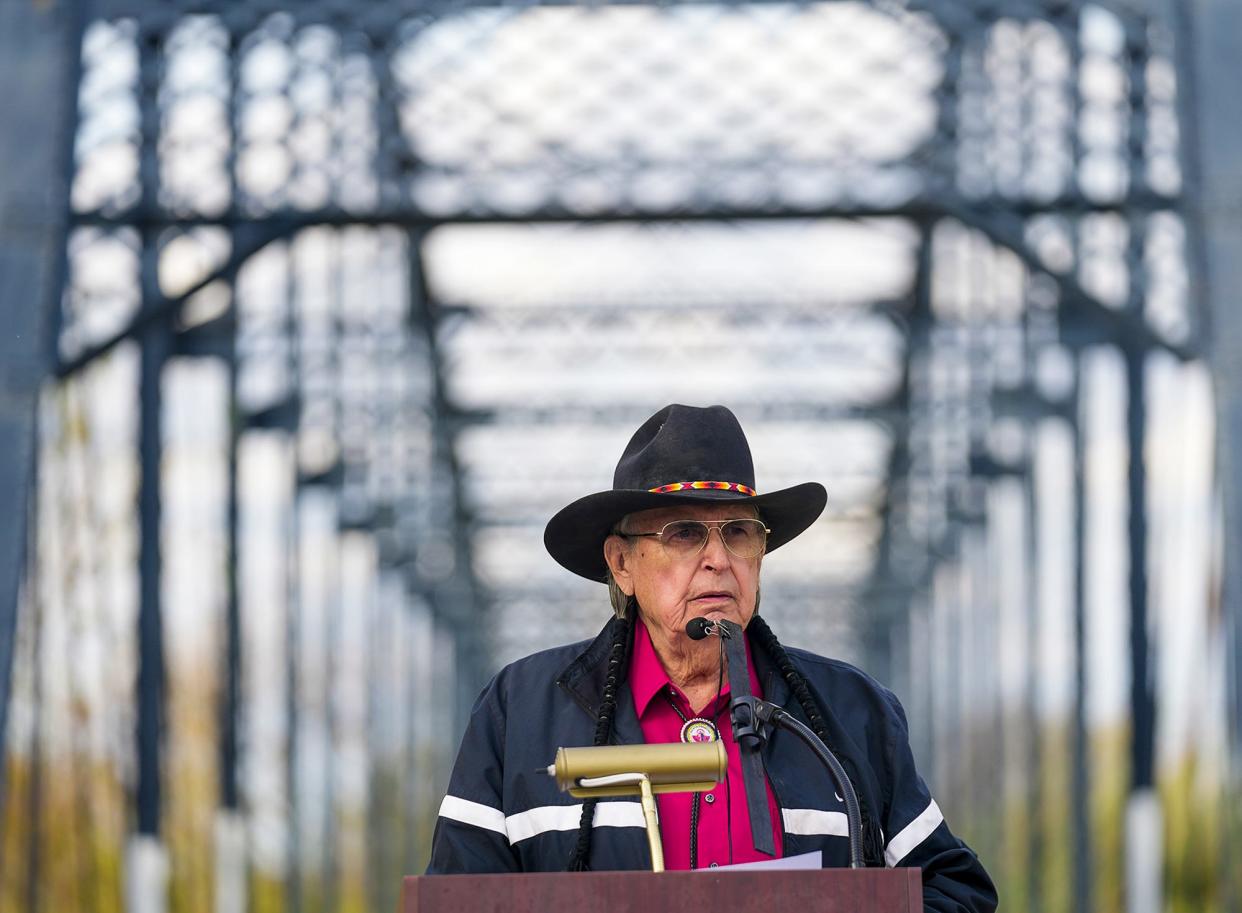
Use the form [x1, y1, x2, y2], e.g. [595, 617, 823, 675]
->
[686, 617, 711, 640]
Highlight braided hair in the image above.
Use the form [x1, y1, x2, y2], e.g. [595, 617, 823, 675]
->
[747, 615, 887, 867]
[566, 609, 636, 871]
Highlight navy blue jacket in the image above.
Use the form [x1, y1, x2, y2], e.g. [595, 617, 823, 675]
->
[427, 618, 997, 912]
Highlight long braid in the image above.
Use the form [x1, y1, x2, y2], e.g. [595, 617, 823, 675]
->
[747, 615, 887, 867]
[566, 611, 635, 871]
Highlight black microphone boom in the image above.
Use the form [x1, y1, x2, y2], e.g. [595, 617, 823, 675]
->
[715, 619, 865, 868]
[717, 619, 777, 857]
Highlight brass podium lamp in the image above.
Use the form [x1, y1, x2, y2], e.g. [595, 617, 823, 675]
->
[547, 742, 728, 872]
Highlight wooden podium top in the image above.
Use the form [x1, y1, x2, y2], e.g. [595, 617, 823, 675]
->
[404, 868, 922, 913]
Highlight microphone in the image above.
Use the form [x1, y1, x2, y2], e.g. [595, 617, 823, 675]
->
[685, 617, 732, 640]
[686, 617, 712, 640]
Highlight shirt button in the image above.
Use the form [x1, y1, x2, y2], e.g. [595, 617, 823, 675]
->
[704, 793, 716, 804]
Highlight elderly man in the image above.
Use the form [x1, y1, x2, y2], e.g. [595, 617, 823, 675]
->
[427, 404, 997, 912]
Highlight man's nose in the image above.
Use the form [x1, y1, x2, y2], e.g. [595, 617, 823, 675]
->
[700, 525, 730, 565]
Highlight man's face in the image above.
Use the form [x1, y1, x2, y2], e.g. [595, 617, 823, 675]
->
[604, 502, 763, 648]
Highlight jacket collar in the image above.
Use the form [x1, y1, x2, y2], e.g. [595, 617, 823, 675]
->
[753, 631, 791, 709]
[555, 616, 624, 718]
[555, 616, 644, 746]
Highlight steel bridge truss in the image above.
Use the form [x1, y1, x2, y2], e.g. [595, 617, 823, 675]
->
[1, 1, 1231, 913]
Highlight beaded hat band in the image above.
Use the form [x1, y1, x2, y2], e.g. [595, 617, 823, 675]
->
[648, 481, 757, 496]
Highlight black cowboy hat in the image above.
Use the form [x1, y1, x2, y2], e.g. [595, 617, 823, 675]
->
[544, 404, 827, 582]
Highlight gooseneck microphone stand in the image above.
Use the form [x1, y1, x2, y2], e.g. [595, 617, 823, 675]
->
[712, 619, 866, 869]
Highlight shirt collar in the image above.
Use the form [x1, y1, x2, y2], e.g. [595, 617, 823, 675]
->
[629, 619, 674, 717]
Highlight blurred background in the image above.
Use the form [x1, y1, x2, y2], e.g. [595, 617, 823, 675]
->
[1, 0, 1240, 911]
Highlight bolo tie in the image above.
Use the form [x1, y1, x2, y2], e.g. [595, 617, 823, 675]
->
[662, 687, 728, 870]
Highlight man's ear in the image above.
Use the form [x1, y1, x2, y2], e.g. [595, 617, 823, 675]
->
[603, 536, 635, 596]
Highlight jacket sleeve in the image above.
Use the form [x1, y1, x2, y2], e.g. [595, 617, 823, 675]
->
[879, 691, 998, 913]
[425, 674, 521, 873]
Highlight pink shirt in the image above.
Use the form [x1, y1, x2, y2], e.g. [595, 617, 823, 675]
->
[629, 620, 784, 870]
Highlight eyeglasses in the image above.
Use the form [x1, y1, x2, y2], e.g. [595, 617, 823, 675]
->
[614, 519, 770, 559]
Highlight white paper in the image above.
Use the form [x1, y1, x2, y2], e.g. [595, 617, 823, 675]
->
[696, 850, 823, 872]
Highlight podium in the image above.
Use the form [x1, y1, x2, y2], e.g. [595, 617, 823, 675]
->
[402, 868, 923, 912]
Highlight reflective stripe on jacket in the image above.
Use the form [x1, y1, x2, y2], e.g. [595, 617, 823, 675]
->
[426, 617, 998, 913]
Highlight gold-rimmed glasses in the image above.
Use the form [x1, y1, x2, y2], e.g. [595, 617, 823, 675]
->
[614, 519, 770, 559]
